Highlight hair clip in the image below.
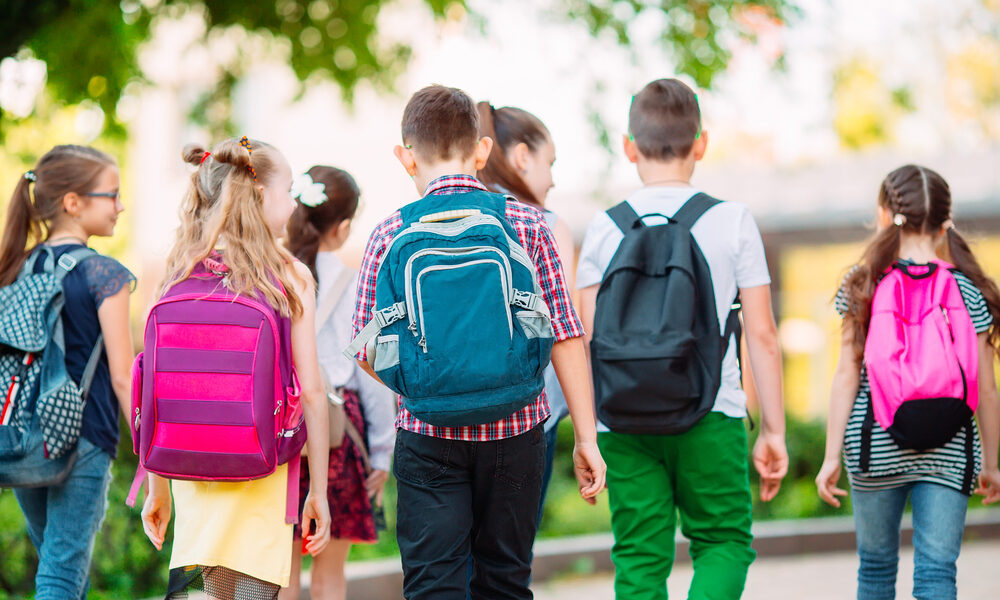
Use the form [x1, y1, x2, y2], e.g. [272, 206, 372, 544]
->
[24, 170, 36, 182]
[238, 136, 257, 181]
[200, 151, 211, 164]
[892, 213, 907, 227]
[291, 173, 328, 207]
[943, 219, 955, 230]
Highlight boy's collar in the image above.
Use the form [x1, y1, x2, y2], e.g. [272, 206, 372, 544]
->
[423, 174, 489, 196]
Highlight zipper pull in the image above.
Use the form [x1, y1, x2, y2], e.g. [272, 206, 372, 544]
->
[134, 407, 141, 430]
[274, 400, 282, 415]
[418, 336, 427, 353]
[408, 321, 418, 336]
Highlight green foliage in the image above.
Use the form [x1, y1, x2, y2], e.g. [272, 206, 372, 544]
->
[559, 0, 800, 89]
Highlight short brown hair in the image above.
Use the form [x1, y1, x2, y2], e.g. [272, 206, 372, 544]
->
[401, 85, 479, 162]
[628, 79, 701, 161]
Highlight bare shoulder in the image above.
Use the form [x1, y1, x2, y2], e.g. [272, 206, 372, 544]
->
[287, 259, 316, 298]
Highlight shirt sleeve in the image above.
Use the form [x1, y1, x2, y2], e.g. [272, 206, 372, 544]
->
[82, 255, 136, 307]
[352, 225, 389, 361]
[533, 216, 584, 341]
[576, 212, 617, 290]
[734, 207, 771, 289]
[954, 271, 994, 334]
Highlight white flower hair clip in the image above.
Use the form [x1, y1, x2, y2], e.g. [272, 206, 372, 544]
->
[291, 173, 328, 208]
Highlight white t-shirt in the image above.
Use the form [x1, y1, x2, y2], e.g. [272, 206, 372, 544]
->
[576, 186, 771, 419]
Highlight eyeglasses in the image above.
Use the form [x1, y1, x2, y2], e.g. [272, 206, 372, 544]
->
[85, 191, 120, 201]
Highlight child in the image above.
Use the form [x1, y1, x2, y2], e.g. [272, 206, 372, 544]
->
[350, 85, 606, 600]
[816, 164, 1000, 599]
[475, 102, 574, 525]
[0, 145, 135, 599]
[139, 138, 332, 599]
[280, 166, 395, 600]
[576, 78, 788, 599]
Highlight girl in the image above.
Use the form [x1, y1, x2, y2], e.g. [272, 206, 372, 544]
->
[139, 138, 332, 599]
[476, 102, 574, 524]
[816, 165, 1000, 599]
[280, 166, 395, 600]
[0, 145, 135, 599]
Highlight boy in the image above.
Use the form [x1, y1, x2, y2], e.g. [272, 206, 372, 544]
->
[576, 78, 788, 599]
[351, 84, 606, 600]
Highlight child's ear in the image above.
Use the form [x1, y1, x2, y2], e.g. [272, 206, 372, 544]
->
[473, 137, 494, 171]
[336, 217, 352, 241]
[692, 130, 709, 161]
[62, 192, 82, 218]
[393, 145, 418, 176]
[623, 134, 640, 164]
[510, 142, 530, 174]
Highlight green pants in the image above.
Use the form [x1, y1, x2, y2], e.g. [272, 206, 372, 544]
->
[599, 412, 755, 600]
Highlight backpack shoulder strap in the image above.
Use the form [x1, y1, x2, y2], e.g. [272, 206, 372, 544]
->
[606, 201, 641, 234]
[672, 193, 721, 230]
[53, 247, 99, 283]
[316, 267, 356, 331]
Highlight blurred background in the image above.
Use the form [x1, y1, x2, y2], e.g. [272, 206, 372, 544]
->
[1, 0, 998, 597]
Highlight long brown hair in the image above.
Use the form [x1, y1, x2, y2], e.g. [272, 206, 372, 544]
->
[160, 137, 303, 318]
[476, 102, 549, 206]
[0, 145, 116, 287]
[285, 166, 360, 282]
[842, 164, 1000, 357]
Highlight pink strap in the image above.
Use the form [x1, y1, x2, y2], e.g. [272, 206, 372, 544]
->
[126, 464, 147, 508]
[285, 454, 301, 524]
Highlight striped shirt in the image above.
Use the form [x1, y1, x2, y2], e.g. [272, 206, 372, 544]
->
[352, 175, 583, 441]
[836, 265, 992, 494]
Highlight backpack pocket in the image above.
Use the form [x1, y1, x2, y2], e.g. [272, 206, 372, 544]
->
[130, 353, 143, 455]
[515, 310, 555, 380]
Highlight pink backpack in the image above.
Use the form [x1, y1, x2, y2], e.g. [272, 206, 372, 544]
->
[863, 260, 978, 454]
[126, 259, 306, 523]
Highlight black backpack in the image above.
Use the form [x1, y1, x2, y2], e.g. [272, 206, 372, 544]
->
[591, 193, 740, 435]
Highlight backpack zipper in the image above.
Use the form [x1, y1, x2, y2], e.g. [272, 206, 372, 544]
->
[404, 247, 513, 336]
[414, 260, 512, 352]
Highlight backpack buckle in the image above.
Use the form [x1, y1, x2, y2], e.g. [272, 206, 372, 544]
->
[56, 253, 78, 272]
[375, 302, 406, 328]
[512, 290, 536, 310]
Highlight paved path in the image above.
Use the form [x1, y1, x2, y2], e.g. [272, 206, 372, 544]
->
[531, 539, 1000, 599]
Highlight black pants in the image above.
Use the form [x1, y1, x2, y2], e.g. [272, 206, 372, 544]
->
[394, 425, 546, 600]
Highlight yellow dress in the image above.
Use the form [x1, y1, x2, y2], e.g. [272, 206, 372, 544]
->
[170, 463, 292, 587]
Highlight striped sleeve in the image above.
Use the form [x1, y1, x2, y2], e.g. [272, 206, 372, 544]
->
[953, 271, 993, 334]
[833, 266, 858, 317]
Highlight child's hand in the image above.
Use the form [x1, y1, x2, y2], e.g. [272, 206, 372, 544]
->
[365, 469, 390, 507]
[815, 458, 848, 507]
[140, 479, 172, 551]
[572, 441, 606, 505]
[975, 468, 1000, 505]
[752, 431, 788, 502]
[301, 491, 332, 556]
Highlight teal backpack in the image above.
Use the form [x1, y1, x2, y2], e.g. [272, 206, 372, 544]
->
[0, 246, 103, 487]
[346, 191, 555, 426]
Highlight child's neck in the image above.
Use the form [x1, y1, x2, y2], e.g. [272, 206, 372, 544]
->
[897, 233, 940, 264]
[414, 159, 478, 194]
[637, 156, 696, 188]
[46, 223, 91, 245]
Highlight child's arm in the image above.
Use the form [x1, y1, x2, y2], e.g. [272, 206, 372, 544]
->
[141, 473, 171, 550]
[288, 261, 332, 556]
[551, 336, 606, 504]
[97, 285, 134, 420]
[815, 326, 861, 507]
[974, 333, 1000, 504]
[740, 284, 788, 502]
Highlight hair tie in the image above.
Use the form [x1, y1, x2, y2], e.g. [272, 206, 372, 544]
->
[238, 136, 257, 181]
[892, 213, 907, 227]
[24, 170, 36, 183]
[943, 219, 955, 231]
[200, 151, 211, 164]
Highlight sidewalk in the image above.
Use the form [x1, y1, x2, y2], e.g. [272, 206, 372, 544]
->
[531, 539, 1000, 599]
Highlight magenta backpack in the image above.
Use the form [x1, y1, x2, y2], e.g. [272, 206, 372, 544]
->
[862, 260, 978, 463]
[126, 259, 306, 523]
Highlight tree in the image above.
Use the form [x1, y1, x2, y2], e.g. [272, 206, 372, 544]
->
[1, 0, 798, 139]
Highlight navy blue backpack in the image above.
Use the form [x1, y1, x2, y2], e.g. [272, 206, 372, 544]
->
[346, 191, 555, 426]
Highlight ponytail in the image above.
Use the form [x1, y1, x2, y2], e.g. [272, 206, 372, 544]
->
[476, 102, 547, 206]
[0, 177, 42, 287]
[286, 209, 322, 282]
[945, 227, 1000, 354]
[841, 224, 902, 359]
